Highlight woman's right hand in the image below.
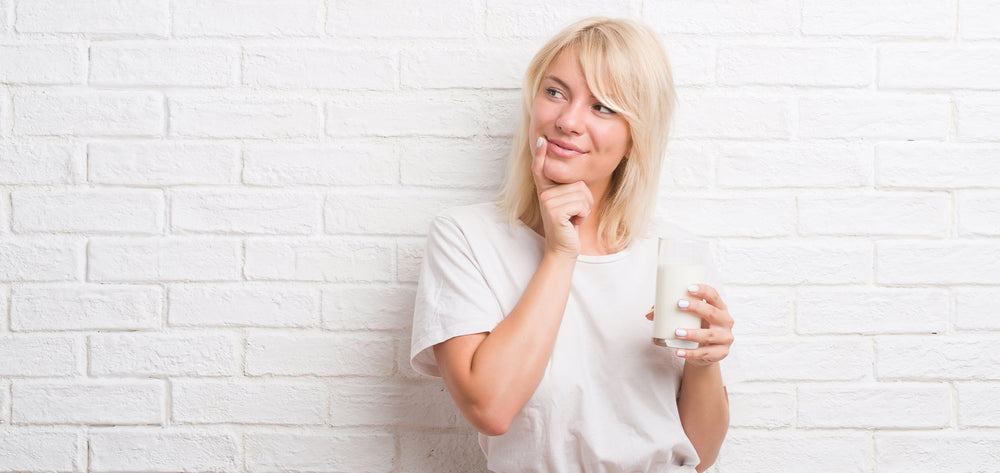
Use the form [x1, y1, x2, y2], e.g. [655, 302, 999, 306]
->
[531, 137, 594, 259]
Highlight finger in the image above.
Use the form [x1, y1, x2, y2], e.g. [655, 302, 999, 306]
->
[688, 283, 728, 311]
[673, 327, 733, 347]
[677, 298, 733, 329]
[675, 344, 730, 364]
[531, 137, 556, 193]
[645, 306, 654, 321]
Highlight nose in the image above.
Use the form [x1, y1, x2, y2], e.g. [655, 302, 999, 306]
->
[555, 101, 586, 136]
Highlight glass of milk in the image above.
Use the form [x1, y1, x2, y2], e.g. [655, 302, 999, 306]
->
[652, 238, 709, 349]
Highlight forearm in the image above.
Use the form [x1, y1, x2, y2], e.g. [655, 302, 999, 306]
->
[677, 362, 729, 472]
[447, 252, 577, 432]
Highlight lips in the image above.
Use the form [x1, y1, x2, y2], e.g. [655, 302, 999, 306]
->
[546, 138, 585, 158]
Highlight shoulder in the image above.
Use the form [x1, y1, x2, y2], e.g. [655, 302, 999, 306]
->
[431, 202, 506, 234]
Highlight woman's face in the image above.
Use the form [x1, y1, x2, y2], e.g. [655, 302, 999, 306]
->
[530, 49, 631, 192]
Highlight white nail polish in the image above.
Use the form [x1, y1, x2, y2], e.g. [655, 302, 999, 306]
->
[675, 328, 687, 337]
[677, 299, 689, 309]
[536, 137, 544, 149]
[688, 285, 699, 293]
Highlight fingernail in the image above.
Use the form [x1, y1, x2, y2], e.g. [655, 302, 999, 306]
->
[536, 137, 544, 149]
[675, 328, 687, 337]
[676, 350, 686, 357]
[688, 285, 699, 293]
[677, 299, 689, 309]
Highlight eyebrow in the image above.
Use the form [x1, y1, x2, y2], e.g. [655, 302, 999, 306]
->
[544, 75, 596, 99]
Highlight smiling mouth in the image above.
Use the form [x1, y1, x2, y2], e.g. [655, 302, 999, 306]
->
[546, 138, 585, 158]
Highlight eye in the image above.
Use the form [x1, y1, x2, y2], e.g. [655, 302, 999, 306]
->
[545, 87, 565, 99]
[594, 103, 616, 114]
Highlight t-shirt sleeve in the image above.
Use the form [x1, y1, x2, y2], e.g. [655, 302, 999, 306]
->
[409, 213, 505, 378]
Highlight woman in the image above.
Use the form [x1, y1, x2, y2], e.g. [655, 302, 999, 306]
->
[410, 17, 737, 473]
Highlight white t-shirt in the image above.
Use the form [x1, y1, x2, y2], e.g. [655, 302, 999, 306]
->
[410, 202, 740, 473]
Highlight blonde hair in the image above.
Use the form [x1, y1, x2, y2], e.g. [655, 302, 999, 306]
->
[497, 17, 677, 252]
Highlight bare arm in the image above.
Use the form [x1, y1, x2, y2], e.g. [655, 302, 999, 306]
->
[433, 251, 576, 435]
[678, 363, 729, 472]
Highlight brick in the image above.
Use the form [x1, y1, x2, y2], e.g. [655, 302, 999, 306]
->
[798, 193, 950, 237]
[12, 379, 162, 425]
[960, 0, 1000, 39]
[880, 46, 1000, 90]
[169, 97, 320, 138]
[487, 0, 643, 37]
[330, 379, 459, 427]
[171, 190, 319, 234]
[396, 335, 423, 380]
[246, 431, 395, 473]
[322, 284, 415, 331]
[798, 96, 948, 139]
[876, 142, 1000, 189]
[398, 429, 487, 473]
[717, 141, 870, 189]
[723, 288, 793, 336]
[673, 95, 791, 139]
[12, 189, 163, 233]
[400, 138, 507, 189]
[717, 241, 872, 285]
[957, 95, 1000, 140]
[325, 190, 488, 235]
[718, 431, 872, 473]
[719, 46, 870, 87]
[958, 382, 1000, 427]
[0, 430, 78, 472]
[14, 91, 163, 137]
[656, 195, 792, 237]
[172, 379, 326, 425]
[877, 335, 1000, 380]
[736, 337, 872, 381]
[88, 237, 241, 282]
[173, 0, 321, 37]
[330, 0, 476, 38]
[667, 39, 716, 86]
[11, 284, 161, 331]
[0, 141, 79, 185]
[958, 191, 1000, 235]
[0, 238, 79, 281]
[482, 93, 520, 137]
[797, 288, 948, 335]
[0, 379, 8, 424]
[876, 432, 1000, 473]
[799, 383, 950, 428]
[325, 95, 482, 137]
[89, 429, 238, 472]
[15, 0, 168, 35]
[803, 0, 954, 37]
[0, 44, 84, 84]
[88, 141, 239, 185]
[245, 47, 395, 89]
[169, 284, 318, 328]
[877, 241, 1000, 284]
[955, 287, 1000, 330]
[397, 237, 425, 283]
[244, 142, 398, 186]
[0, 336, 76, 376]
[245, 333, 394, 376]
[643, 0, 797, 35]
[245, 238, 394, 282]
[90, 43, 237, 87]
[402, 45, 533, 89]
[726, 385, 795, 428]
[659, 141, 712, 189]
[90, 333, 237, 376]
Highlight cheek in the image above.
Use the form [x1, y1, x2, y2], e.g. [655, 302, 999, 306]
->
[594, 122, 631, 155]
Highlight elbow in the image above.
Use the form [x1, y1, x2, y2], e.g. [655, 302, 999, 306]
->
[464, 404, 513, 437]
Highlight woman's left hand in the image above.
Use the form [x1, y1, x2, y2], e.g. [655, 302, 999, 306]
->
[644, 283, 734, 367]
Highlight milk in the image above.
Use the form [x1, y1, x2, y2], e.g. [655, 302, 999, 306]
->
[652, 263, 706, 349]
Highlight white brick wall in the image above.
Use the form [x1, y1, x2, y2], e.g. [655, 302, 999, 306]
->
[1, 1, 997, 472]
